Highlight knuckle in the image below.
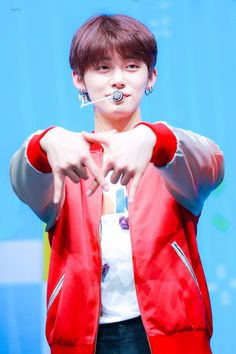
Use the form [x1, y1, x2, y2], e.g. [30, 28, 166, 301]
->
[112, 162, 124, 172]
[80, 151, 91, 162]
[80, 155, 87, 164]
[73, 176, 81, 183]
[52, 164, 63, 174]
[60, 164, 69, 173]
[120, 179, 128, 186]
[124, 166, 133, 174]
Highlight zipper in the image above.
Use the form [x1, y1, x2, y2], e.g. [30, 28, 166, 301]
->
[94, 272, 101, 354]
[94, 222, 103, 354]
[171, 241, 201, 293]
[47, 273, 65, 313]
[127, 197, 153, 354]
[93, 176, 104, 354]
[145, 331, 153, 354]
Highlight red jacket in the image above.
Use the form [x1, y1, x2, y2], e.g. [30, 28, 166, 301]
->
[10, 123, 224, 354]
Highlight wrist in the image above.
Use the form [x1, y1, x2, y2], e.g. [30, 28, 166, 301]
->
[26, 126, 56, 173]
[134, 122, 177, 166]
[134, 124, 157, 150]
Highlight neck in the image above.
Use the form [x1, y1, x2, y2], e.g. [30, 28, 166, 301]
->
[94, 108, 142, 132]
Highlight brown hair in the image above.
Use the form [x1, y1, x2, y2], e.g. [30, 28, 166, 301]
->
[69, 14, 157, 78]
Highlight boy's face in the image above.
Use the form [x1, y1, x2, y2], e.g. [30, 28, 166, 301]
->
[73, 53, 156, 122]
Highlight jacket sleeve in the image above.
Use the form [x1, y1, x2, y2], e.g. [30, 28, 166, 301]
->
[10, 129, 60, 230]
[139, 122, 224, 216]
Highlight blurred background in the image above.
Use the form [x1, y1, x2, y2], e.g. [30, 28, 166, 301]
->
[0, 0, 235, 353]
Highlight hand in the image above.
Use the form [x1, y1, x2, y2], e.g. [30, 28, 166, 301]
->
[82, 125, 156, 202]
[40, 127, 108, 203]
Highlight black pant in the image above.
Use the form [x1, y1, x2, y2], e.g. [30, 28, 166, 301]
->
[96, 316, 151, 354]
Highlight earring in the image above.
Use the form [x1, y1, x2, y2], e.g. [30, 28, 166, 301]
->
[78, 89, 90, 105]
[145, 86, 153, 95]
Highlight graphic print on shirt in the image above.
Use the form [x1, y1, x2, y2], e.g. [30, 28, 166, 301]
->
[99, 175, 140, 323]
[101, 181, 129, 285]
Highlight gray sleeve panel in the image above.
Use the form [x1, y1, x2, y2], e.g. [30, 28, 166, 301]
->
[157, 126, 224, 216]
[10, 137, 59, 229]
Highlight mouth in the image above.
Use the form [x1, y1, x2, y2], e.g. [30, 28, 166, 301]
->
[106, 93, 130, 98]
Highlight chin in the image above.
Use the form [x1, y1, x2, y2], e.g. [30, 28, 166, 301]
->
[109, 109, 133, 119]
[97, 104, 139, 121]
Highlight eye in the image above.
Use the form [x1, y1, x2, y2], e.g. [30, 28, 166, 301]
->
[96, 65, 110, 72]
[126, 63, 140, 71]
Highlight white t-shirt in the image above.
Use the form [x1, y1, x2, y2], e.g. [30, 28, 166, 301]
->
[99, 173, 140, 324]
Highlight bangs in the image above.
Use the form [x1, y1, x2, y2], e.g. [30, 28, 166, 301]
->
[84, 33, 154, 69]
[69, 14, 157, 77]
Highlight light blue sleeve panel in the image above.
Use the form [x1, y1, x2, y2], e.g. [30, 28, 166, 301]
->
[10, 134, 59, 230]
[157, 125, 224, 216]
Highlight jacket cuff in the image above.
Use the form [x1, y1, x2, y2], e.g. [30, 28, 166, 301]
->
[26, 127, 56, 173]
[135, 122, 177, 166]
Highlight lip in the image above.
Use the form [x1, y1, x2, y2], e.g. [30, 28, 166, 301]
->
[106, 93, 130, 98]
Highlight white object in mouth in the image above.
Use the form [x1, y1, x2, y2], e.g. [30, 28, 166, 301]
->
[81, 90, 124, 108]
[112, 90, 124, 102]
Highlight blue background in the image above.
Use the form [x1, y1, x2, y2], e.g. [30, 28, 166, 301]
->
[0, 0, 235, 353]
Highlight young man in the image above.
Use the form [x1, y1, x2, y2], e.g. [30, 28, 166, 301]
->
[10, 14, 224, 354]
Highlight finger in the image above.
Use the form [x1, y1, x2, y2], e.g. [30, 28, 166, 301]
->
[120, 171, 134, 186]
[72, 165, 88, 180]
[110, 169, 124, 184]
[85, 156, 109, 190]
[82, 131, 115, 146]
[128, 173, 142, 203]
[65, 169, 81, 183]
[82, 131, 109, 146]
[83, 129, 116, 138]
[53, 171, 65, 204]
[86, 179, 100, 196]
[86, 161, 111, 196]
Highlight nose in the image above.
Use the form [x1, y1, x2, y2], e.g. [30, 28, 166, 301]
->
[110, 68, 126, 89]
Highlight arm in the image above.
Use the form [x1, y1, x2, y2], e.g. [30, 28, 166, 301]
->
[10, 129, 57, 229]
[155, 124, 224, 215]
[82, 122, 224, 213]
[139, 121, 224, 215]
[10, 127, 108, 229]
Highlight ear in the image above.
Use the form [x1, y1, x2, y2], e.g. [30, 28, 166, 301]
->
[72, 70, 86, 91]
[147, 68, 158, 88]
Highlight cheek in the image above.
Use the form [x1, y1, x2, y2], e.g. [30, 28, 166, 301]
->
[133, 81, 147, 98]
[132, 75, 148, 92]
[84, 74, 104, 91]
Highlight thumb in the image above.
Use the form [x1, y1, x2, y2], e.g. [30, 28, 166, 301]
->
[82, 130, 116, 146]
[53, 171, 65, 204]
[128, 173, 141, 203]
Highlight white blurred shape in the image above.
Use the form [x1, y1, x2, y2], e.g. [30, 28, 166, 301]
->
[220, 290, 231, 306]
[229, 279, 236, 288]
[0, 240, 42, 283]
[208, 282, 219, 293]
[216, 265, 227, 279]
